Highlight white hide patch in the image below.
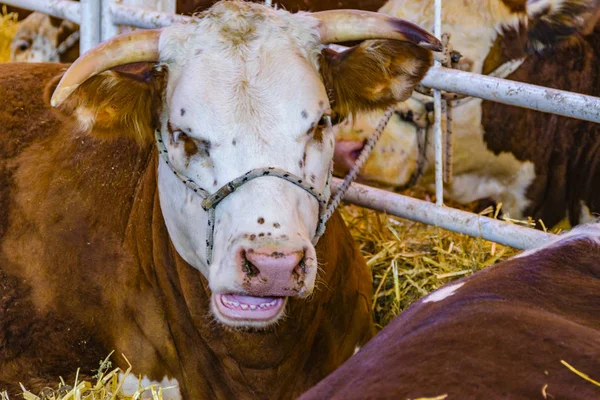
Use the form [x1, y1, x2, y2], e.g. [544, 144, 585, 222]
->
[118, 373, 181, 400]
[515, 222, 600, 259]
[423, 282, 465, 303]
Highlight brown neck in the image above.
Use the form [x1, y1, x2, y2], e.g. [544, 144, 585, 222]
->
[123, 151, 373, 399]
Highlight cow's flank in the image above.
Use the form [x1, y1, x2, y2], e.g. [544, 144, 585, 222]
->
[299, 223, 600, 399]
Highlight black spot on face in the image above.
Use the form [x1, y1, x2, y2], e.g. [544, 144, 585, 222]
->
[180, 108, 185, 116]
[232, 139, 237, 146]
[299, 159, 303, 168]
[257, 217, 264, 224]
[259, 233, 265, 237]
[273, 223, 280, 228]
[310, 174, 316, 182]
[213, 179, 218, 186]
[319, 100, 324, 108]
[250, 234, 256, 240]
[301, 110, 308, 119]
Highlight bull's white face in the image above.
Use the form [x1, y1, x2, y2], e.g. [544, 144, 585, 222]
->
[11, 13, 61, 62]
[334, 0, 537, 218]
[155, 4, 334, 328]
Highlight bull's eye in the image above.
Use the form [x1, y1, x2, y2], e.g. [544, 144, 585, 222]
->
[14, 39, 30, 52]
[317, 114, 332, 128]
[174, 131, 188, 142]
[329, 114, 343, 126]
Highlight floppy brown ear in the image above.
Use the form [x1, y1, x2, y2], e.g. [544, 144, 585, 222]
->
[320, 39, 432, 121]
[45, 63, 167, 144]
[527, 0, 600, 50]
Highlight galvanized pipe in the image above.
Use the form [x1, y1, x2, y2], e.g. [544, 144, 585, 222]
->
[80, 0, 100, 53]
[1, 0, 81, 23]
[422, 67, 600, 124]
[432, 0, 444, 206]
[110, 3, 192, 28]
[101, 0, 119, 41]
[332, 178, 554, 250]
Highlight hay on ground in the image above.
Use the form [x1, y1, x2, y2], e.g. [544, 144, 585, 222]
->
[0, 6, 18, 62]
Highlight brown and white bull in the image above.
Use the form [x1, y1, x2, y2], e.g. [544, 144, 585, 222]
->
[334, 0, 600, 228]
[0, 1, 439, 398]
[300, 223, 600, 399]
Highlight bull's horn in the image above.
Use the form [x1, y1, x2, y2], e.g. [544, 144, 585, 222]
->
[313, 10, 442, 51]
[51, 29, 162, 107]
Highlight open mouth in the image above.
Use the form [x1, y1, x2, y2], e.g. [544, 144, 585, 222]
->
[212, 293, 287, 324]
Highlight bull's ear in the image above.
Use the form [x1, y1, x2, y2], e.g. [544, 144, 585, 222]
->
[44, 63, 167, 144]
[527, 0, 600, 50]
[320, 40, 432, 120]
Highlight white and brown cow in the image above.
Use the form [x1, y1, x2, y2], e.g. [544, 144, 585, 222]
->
[10, 12, 79, 63]
[334, 0, 600, 228]
[0, 1, 439, 398]
[300, 223, 600, 399]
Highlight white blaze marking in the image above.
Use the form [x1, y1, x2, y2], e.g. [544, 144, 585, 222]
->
[118, 373, 181, 400]
[423, 282, 465, 303]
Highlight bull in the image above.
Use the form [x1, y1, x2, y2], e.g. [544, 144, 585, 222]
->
[0, 1, 439, 398]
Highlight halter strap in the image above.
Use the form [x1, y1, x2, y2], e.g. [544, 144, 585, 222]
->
[154, 128, 334, 264]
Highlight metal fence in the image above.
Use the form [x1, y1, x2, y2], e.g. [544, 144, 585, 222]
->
[5, 0, 600, 250]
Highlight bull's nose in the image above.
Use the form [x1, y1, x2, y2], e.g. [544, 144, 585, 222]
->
[333, 139, 366, 173]
[241, 249, 307, 296]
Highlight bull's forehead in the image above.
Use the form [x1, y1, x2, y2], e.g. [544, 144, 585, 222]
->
[158, 2, 327, 139]
[379, 0, 524, 72]
[158, 2, 322, 74]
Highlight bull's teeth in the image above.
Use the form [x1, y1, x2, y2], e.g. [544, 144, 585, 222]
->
[259, 303, 266, 309]
[232, 301, 239, 307]
[269, 300, 276, 306]
[241, 304, 248, 310]
[250, 305, 257, 310]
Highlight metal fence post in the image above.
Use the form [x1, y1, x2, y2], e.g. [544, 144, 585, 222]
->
[80, 0, 101, 53]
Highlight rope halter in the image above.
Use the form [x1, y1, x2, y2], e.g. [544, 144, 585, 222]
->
[154, 121, 334, 265]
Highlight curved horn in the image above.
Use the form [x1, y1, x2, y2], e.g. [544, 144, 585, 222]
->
[51, 29, 162, 107]
[312, 10, 442, 51]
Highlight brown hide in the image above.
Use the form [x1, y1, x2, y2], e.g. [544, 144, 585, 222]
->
[481, 26, 600, 227]
[300, 232, 600, 399]
[0, 63, 375, 398]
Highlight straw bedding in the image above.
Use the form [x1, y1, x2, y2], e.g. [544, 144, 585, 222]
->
[0, 7, 18, 62]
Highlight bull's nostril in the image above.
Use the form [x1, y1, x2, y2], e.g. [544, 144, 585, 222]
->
[292, 257, 307, 281]
[349, 141, 366, 161]
[242, 257, 260, 278]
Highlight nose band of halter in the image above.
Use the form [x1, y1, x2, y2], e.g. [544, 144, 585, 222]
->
[154, 128, 333, 265]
